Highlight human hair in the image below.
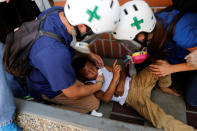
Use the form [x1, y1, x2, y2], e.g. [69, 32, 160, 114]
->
[72, 56, 89, 79]
[147, 6, 185, 63]
[147, 15, 168, 63]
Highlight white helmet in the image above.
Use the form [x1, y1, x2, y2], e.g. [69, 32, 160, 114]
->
[64, 0, 120, 34]
[112, 0, 156, 41]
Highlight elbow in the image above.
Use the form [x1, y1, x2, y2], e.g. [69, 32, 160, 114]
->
[102, 98, 111, 103]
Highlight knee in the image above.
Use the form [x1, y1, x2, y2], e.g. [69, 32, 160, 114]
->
[86, 96, 100, 112]
[131, 95, 146, 107]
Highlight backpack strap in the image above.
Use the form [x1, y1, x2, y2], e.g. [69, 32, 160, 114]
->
[39, 8, 63, 29]
[5, 32, 15, 69]
[38, 30, 65, 43]
[39, 8, 64, 23]
[38, 8, 65, 44]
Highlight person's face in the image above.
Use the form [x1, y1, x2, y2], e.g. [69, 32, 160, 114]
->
[136, 32, 153, 43]
[80, 61, 98, 80]
[77, 24, 87, 34]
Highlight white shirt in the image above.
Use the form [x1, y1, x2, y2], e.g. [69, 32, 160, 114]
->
[86, 67, 131, 105]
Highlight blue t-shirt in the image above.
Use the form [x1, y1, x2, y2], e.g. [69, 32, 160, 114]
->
[26, 7, 76, 99]
[157, 10, 197, 64]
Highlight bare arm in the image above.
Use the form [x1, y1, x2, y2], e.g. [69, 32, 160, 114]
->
[76, 51, 104, 68]
[150, 60, 197, 77]
[95, 78, 118, 103]
[95, 60, 121, 103]
[62, 80, 102, 100]
[171, 63, 197, 73]
[62, 75, 104, 100]
[114, 68, 127, 97]
[171, 47, 197, 72]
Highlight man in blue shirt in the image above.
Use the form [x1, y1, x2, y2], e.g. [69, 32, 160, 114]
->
[26, 0, 120, 113]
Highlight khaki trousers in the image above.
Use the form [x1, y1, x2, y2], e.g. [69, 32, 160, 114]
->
[42, 93, 100, 113]
[126, 68, 196, 131]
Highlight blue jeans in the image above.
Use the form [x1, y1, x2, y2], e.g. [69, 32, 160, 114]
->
[6, 73, 27, 98]
[0, 123, 22, 131]
[172, 70, 197, 106]
[0, 43, 21, 130]
[184, 71, 197, 106]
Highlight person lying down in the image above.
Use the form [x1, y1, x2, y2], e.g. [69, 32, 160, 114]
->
[72, 56, 130, 106]
[72, 56, 196, 131]
[72, 56, 179, 108]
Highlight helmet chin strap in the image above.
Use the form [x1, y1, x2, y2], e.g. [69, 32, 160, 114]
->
[70, 29, 91, 54]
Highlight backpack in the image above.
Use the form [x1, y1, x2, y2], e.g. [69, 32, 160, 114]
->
[3, 8, 64, 78]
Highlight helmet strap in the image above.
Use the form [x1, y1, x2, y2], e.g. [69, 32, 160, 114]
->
[70, 29, 90, 54]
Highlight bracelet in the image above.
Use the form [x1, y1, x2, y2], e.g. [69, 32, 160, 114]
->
[96, 80, 104, 86]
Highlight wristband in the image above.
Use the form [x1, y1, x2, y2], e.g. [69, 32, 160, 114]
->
[96, 80, 104, 86]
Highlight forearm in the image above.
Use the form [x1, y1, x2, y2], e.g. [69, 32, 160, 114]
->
[62, 82, 102, 100]
[117, 68, 127, 88]
[79, 83, 102, 95]
[102, 78, 118, 102]
[101, 60, 121, 102]
[171, 63, 197, 73]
